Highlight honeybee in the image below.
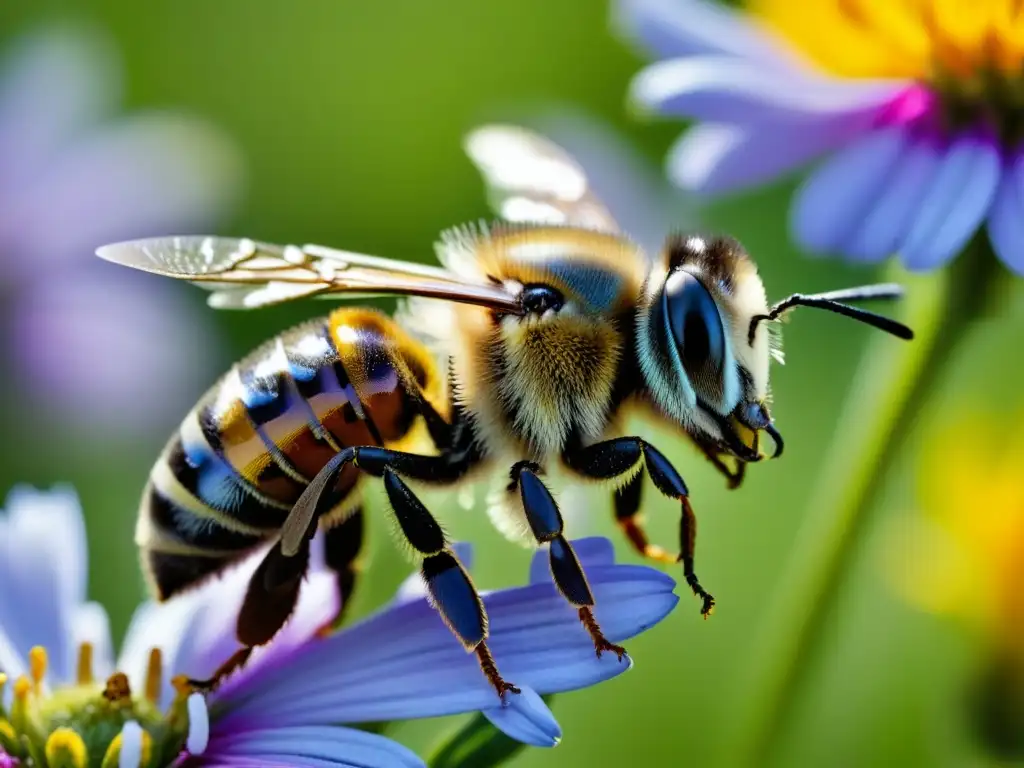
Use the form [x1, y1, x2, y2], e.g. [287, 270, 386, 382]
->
[96, 125, 913, 698]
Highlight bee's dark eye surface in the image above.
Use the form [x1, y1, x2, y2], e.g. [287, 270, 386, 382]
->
[663, 270, 726, 396]
[520, 284, 564, 315]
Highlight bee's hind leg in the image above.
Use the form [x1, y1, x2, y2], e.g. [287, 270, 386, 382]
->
[316, 507, 366, 636]
[564, 437, 715, 618]
[508, 462, 627, 661]
[186, 536, 312, 692]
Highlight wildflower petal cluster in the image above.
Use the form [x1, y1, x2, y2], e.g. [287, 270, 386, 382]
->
[0, 487, 678, 766]
[619, 0, 1024, 273]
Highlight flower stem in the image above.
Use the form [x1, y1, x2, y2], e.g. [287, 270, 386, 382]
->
[723, 240, 1008, 768]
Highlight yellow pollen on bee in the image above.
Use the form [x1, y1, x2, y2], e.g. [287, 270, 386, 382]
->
[145, 648, 163, 704]
[102, 672, 132, 706]
[29, 645, 47, 695]
[76, 642, 94, 686]
[44, 727, 88, 768]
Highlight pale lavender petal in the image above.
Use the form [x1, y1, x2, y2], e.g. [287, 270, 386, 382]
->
[482, 685, 561, 747]
[0, 624, 26, 678]
[392, 542, 474, 605]
[899, 135, 1001, 271]
[667, 117, 871, 195]
[200, 726, 424, 768]
[9, 265, 223, 436]
[986, 150, 1024, 275]
[0, 485, 87, 682]
[0, 24, 117, 194]
[791, 127, 909, 257]
[71, 601, 115, 682]
[528, 536, 615, 584]
[845, 137, 944, 261]
[2, 112, 241, 272]
[614, 0, 801, 69]
[630, 57, 905, 124]
[215, 561, 676, 729]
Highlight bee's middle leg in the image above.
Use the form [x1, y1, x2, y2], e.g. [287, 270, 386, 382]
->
[316, 507, 365, 636]
[564, 437, 715, 617]
[507, 462, 627, 661]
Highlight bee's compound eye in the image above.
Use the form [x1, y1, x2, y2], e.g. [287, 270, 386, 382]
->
[520, 284, 564, 315]
[664, 270, 726, 387]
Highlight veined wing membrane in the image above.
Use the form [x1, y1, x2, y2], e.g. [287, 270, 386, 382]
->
[96, 236, 520, 312]
[464, 124, 622, 234]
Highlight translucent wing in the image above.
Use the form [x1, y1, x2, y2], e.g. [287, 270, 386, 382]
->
[96, 235, 520, 312]
[464, 124, 622, 234]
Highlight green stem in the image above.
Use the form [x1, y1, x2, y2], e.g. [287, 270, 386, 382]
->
[722, 240, 1008, 768]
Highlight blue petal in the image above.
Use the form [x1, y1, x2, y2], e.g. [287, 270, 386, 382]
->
[529, 536, 615, 584]
[791, 127, 909, 256]
[199, 725, 424, 768]
[0, 485, 88, 682]
[482, 685, 562, 747]
[899, 135, 1001, 271]
[614, 0, 800, 68]
[845, 138, 943, 261]
[668, 118, 870, 195]
[214, 558, 677, 731]
[986, 150, 1024, 276]
[630, 56, 904, 124]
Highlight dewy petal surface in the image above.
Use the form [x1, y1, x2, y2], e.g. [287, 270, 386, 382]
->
[790, 127, 908, 256]
[615, 0, 802, 69]
[198, 725, 425, 768]
[899, 135, 1001, 271]
[0, 485, 87, 682]
[986, 150, 1024, 276]
[215, 556, 676, 731]
[630, 56, 904, 124]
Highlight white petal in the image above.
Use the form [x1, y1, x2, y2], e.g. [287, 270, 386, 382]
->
[187, 693, 210, 754]
[118, 721, 143, 768]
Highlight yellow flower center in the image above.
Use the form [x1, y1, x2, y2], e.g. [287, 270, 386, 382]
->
[0, 644, 200, 768]
[750, 0, 1024, 142]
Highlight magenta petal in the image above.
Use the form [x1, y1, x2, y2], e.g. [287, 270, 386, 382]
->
[630, 56, 905, 124]
[986, 150, 1024, 276]
[614, 0, 800, 69]
[899, 135, 1001, 271]
[845, 137, 944, 262]
[668, 117, 870, 195]
[791, 127, 909, 256]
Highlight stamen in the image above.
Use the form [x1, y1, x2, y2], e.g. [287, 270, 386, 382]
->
[0, 672, 6, 709]
[10, 676, 30, 733]
[76, 642, 94, 685]
[44, 727, 88, 768]
[144, 648, 162, 705]
[101, 720, 151, 768]
[28, 646, 47, 695]
[102, 672, 132, 706]
[186, 693, 209, 755]
[0, 719, 18, 754]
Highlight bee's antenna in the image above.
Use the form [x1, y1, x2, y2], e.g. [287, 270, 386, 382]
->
[748, 283, 914, 344]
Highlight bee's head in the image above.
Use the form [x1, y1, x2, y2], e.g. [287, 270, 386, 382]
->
[637, 234, 913, 463]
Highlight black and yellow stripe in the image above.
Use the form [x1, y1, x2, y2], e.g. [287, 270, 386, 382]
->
[139, 308, 445, 601]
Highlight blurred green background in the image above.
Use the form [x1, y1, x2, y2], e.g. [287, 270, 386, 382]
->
[0, 1, 1018, 766]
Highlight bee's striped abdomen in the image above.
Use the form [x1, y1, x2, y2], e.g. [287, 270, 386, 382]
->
[140, 307, 445, 601]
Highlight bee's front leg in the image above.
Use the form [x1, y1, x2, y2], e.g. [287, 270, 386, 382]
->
[564, 437, 715, 618]
[508, 462, 628, 661]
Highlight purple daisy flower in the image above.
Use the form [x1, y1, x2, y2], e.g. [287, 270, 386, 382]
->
[0, 24, 241, 436]
[0, 486, 678, 766]
[618, 0, 1024, 273]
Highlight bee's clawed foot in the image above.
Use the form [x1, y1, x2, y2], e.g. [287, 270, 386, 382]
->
[685, 573, 715, 618]
[593, 638, 628, 662]
[495, 680, 522, 698]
